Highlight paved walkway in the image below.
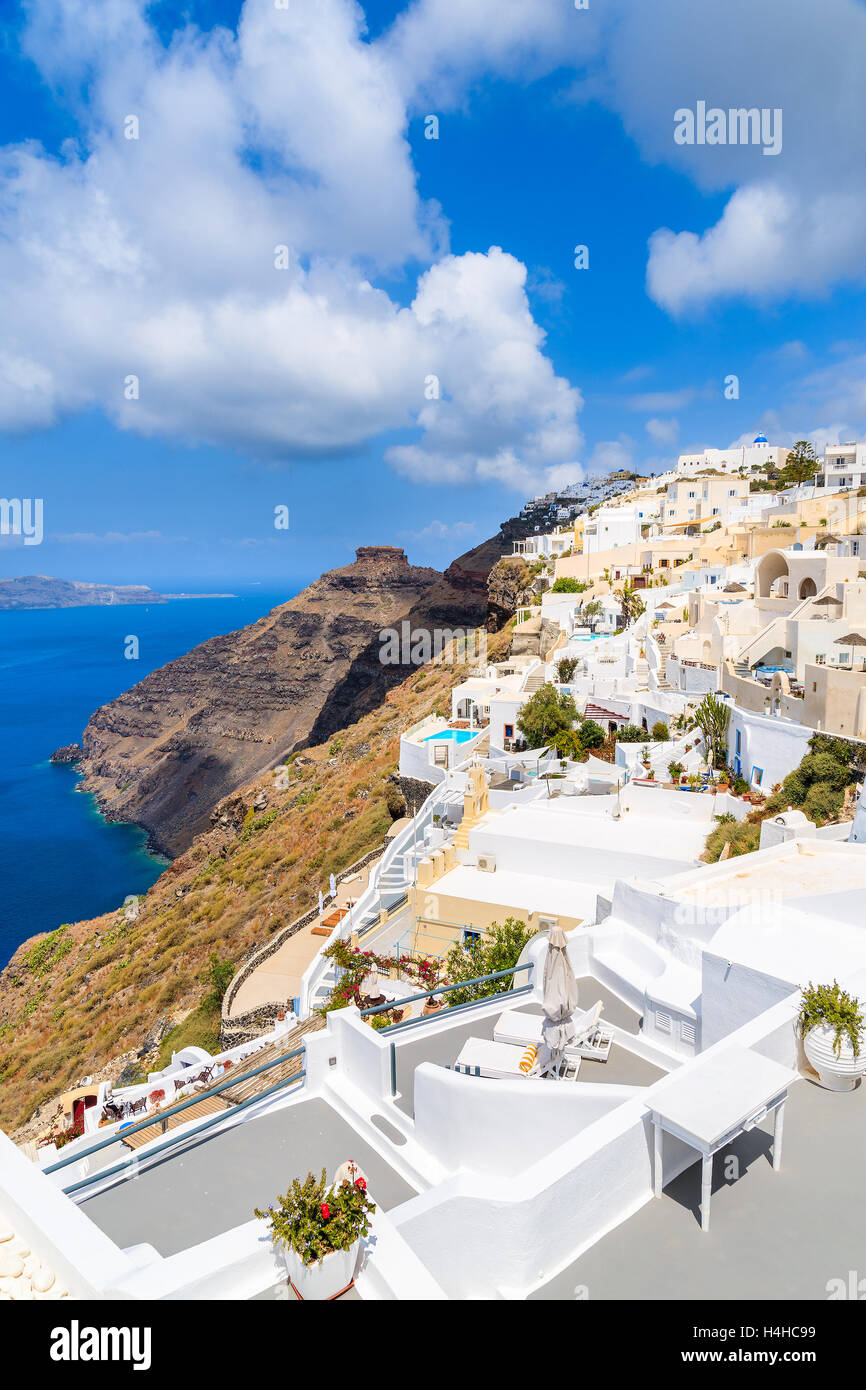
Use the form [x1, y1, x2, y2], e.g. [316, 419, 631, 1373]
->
[229, 860, 377, 1017]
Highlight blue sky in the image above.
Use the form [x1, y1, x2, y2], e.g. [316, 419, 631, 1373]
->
[2, 0, 866, 590]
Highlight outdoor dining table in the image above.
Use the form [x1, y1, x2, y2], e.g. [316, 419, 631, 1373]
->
[649, 1045, 799, 1233]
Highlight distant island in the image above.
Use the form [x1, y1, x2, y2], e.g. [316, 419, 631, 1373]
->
[0, 576, 234, 611]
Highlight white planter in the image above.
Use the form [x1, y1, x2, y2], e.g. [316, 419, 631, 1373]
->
[804, 1024, 866, 1092]
[284, 1240, 360, 1301]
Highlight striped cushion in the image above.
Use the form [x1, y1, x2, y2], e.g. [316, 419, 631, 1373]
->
[519, 1044, 538, 1074]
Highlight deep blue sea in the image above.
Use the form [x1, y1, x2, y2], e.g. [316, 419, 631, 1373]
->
[0, 589, 299, 968]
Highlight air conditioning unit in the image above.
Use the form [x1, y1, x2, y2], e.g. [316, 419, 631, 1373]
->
[537, 915, 559, 932]
[477, 854, 497, 873]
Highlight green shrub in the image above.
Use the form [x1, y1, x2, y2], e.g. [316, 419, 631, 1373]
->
[703, 819, 761, 862]
[444, 918, 536, 1008]
[797, 752, 851, 792]
[802, 782, 844, 825]
[651, 721, 669, 742]
[551, 577, 588, 594]
[614, 725, 645, 743]
[578, 719, 606, 751]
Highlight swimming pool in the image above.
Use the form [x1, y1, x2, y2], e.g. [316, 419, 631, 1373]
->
[422, 728, 477, 743]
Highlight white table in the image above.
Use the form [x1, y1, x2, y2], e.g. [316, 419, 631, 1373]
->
[650, 1046, 798, 1233]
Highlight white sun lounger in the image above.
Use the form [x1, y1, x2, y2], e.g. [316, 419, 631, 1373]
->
[453, 1037, 580, 1082]
[494, 1001, 613, 1062]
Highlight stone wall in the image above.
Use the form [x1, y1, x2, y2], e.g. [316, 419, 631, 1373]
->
[397, 775, 436, 814]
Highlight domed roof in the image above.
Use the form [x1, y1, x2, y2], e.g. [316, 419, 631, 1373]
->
[753, 433, 768, 444]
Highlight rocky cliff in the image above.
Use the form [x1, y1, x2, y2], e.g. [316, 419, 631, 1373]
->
[0, 625, 513, 1136]
[75, 539, 507, 856]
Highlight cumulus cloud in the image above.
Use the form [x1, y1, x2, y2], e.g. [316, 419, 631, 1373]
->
[0, 0, 584, 491]
[597, 0, 866, 313]
[645, 417, 679, 445]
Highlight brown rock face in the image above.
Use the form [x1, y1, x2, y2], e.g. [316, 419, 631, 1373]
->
[75, 538, 508, 856]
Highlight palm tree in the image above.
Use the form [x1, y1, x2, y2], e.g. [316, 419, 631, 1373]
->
[613, 579, 646, 626]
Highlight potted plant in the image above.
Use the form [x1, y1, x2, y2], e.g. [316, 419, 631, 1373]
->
[255, 1165, 375, 1300]
[799, 981, 866, 1091]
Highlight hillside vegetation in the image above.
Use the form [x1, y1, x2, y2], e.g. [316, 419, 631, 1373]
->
[0, 627, 511, 1134]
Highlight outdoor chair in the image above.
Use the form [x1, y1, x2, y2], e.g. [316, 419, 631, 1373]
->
[453, 1037, 580, 1082]
[494, 1000, 613, 1063]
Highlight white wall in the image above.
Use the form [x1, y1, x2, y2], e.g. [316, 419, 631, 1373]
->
[728, 704, 812, 788]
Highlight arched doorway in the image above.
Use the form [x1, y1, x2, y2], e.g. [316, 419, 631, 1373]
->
[757, 551, 790, 599]
[798, 577, 817, 599]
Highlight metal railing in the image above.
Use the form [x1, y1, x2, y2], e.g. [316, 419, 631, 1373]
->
[359, 961, 533, 1028]
[43, 1045, 307, 1183]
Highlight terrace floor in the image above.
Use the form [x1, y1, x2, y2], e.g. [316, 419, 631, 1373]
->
[79, 1097, 417, 1259]
[531, 1075, 866, 1300]
[392, 978, 661, 1118]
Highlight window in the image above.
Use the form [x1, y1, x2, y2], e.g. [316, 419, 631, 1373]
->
[752, 767, 763, 786]
[688, 490, 696, 498]
[462, 929, 481, 945]
[655, 1010, 673, 1035]
[680, 1019, 696, 1046]
[735, 730, 742, 755]
[504, 723, 514, 739]
[841, 652, 850, 664]
[728, 488, 737, 497]
[816, 654, 825, 664]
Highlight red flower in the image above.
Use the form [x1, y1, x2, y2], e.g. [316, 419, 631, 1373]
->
[321, 1203, 330, 1220]
[355, 1178, 367, 1191]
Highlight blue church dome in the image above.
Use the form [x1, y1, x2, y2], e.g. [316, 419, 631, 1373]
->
[753, 433, 768, 444]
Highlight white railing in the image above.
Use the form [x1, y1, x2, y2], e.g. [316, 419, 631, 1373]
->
[299, 776, 463, 1016]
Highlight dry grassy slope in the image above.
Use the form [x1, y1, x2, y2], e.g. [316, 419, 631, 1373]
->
[0, 627, 512, 1134]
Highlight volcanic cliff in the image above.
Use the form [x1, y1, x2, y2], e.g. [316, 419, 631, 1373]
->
[74, 537, 508, 856]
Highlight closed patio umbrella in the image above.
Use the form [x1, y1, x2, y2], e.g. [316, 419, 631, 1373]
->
[541, 927, 579, 1057]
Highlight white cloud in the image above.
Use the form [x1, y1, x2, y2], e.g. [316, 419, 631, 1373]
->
[627, 390, 694, 413]
[0, 0, 583, 490]
[645, 417, 679, 445]
[402, 519, 476, 542]
[596, 0, 866, 314]
[52, 529, 185, 544]
[583, 437, 636, 474]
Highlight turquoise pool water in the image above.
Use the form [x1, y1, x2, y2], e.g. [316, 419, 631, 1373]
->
[422, 728, 476, 743]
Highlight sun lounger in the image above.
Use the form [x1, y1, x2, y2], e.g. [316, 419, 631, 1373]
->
[494, 1001, 613, 1063]
[453, 1037, 580, 1082]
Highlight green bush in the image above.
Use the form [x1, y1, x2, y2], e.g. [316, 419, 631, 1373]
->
[614, 725, 645, 743]
[444, 918, 536, 1008]
[651, 721, 669, 742]
[703, 819, 761, 862]
[551, 577, 588, 593]
[802, 782, 844, 825]
[797, 752, 851, 792]
[578, 719, 606, 751]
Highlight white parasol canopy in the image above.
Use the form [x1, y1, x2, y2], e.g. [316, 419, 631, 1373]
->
[541, 927, 579, 1053]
